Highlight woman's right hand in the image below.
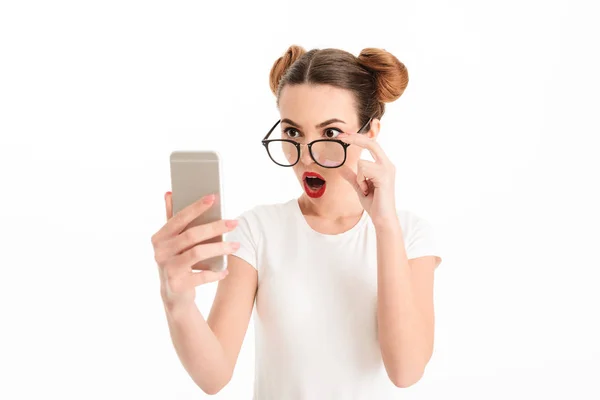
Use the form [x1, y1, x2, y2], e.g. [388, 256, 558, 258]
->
[151, 192, 240, 309]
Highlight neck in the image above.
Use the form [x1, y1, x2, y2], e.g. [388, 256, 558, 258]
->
[298, 188, 363, 221]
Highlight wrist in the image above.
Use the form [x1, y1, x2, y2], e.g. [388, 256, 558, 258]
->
[162, 292, 196, 318]
[372, 215, 402, 232]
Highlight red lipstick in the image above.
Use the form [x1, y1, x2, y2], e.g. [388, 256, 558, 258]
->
[302, 171, 326, 198]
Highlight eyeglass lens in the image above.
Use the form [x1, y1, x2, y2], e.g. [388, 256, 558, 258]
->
[266, 140, 345, 167]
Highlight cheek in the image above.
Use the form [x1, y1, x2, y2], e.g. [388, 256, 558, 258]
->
[282, 141, 297, 163]
[292, 165, 303, 179]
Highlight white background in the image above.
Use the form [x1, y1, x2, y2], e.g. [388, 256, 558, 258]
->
[1, 0, 599, 399]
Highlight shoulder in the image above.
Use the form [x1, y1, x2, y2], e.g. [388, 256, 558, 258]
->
[396, 209, 441, 262]
[236, 199, 296, 220]
[228, 199, 297, 253]
[234, 199, 297, 232]
[396, 209, 431, 232]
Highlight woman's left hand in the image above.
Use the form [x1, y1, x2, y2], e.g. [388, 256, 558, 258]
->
[337, 133, 398, 226]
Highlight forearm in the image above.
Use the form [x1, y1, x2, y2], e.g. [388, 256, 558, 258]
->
[375, 219, 432, 387]
[163, 300, 230, 394]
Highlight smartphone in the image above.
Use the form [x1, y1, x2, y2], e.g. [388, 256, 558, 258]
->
[169, 150, 226, 272]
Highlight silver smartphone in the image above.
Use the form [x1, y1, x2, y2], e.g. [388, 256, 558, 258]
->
[169, 150, 226, 272]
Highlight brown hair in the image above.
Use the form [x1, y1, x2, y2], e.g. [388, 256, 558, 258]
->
[269, 45, 409, 127]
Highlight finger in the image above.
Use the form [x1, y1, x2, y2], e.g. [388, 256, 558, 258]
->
[358, 159, 392, 190]
[161, 219, 239, 256]
[358, 159, 380, 179]
[337, 133, 388, 163]
[155, 193, 217, 241]
[358, 159, 381, 194]
[190, 269, 229, 287]
[151, 192, 174, 249]
[169, 240, 240, 270]
[356, 167, 369, 195]
[165, 191, 173, 220]
[166, 261, 213, 275]
[366, 178, 375, 194]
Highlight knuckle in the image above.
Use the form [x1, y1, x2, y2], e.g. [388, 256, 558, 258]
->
[164, 262, 180, 280]
[208, 221, 220, 235]
[211, 221, 222, 234]
[166, 267, 177, 281]
[211, 222, 225, 237]
[182, 228, 197, 244]
[165, 276, 179, 292]
[171, 212, 185, 227]
[157, 255, 171, 269]
[199, 224, 214, 239]
[153, 243, 168, 264]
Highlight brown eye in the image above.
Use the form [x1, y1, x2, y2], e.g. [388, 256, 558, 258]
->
[284, 128, 300, 139]
[324, 128, 342, 139]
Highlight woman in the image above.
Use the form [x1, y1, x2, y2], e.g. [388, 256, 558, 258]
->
[151, 45, 442, 399]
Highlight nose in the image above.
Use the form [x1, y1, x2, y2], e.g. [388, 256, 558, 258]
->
[298, 143, 313, 166]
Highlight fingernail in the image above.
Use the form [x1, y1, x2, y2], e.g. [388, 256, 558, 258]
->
[225, 220, 238, 228]
[202, 194, 215, 204]
[222, 269, 229, 276]
[230, 242, 240, 250]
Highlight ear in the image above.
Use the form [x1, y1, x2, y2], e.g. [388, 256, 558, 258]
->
[367, 118, 381, 139]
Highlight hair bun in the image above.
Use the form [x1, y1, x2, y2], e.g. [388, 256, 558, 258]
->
[357, 48, 409, 103]
[269, 45, 307, 96]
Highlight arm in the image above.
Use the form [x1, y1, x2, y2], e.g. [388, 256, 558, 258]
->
[163, 255, 257, 395]
[335, 129, 440, 387]
[375, 218, 439, 388]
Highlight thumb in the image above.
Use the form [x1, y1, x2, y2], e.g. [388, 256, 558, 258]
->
[338, 165, 362, 195]
[165, 191, 173, 220]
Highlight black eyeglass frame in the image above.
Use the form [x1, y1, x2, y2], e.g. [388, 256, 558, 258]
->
[261, 117, 373, 168]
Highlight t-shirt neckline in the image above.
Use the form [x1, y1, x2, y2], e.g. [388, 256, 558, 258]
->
[291, 198, 369, 240]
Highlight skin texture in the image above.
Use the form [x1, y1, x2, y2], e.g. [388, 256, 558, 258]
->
[152, 83, 440, 394]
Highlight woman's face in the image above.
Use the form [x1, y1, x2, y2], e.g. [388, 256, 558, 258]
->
[277, 83, 372, 201]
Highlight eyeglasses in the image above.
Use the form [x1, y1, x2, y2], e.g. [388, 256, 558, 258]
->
[261, 117, 372, 168]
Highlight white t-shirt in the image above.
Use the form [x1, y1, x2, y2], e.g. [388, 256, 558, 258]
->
[227, 198, 442, 399]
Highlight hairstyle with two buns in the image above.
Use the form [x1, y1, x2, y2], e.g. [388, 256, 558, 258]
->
[269, 45, 409, 128]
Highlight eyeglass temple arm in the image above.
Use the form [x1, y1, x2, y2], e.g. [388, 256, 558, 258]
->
[357, 117, 373, 134]
[263, 120, 281, 141]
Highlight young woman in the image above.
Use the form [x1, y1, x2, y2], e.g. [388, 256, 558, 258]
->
[151, 45, 442, 399]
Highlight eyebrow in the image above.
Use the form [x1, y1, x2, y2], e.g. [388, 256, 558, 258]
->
[281, 118, 347, 129]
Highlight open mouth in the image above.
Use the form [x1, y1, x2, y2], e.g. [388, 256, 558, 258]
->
[302, 172, 326, 198]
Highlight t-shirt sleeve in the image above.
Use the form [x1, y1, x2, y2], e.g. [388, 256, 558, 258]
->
[224, 210, 259, 270]
[405, 213, 443, 268]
